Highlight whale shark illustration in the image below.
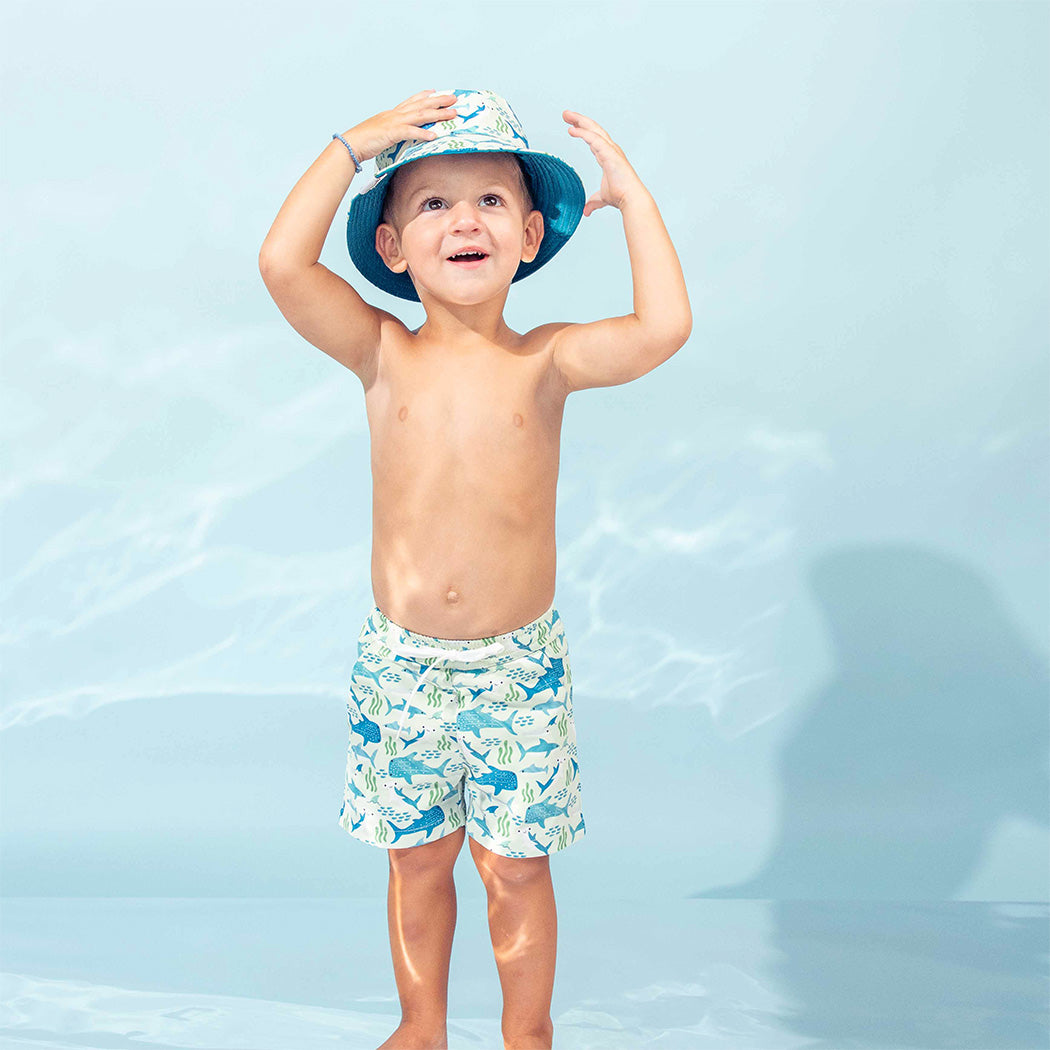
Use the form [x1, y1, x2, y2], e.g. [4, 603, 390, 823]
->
[473, 766, 517, 794]
[388, 754, 455, 784]
[524, 799, 571, 828]
[348, 710, 381, 745]
[389, 804, 445, 844]
[455, 706, 519, 737]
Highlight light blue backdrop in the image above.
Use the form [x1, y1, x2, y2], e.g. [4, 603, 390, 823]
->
[2, 0, 1047, 907]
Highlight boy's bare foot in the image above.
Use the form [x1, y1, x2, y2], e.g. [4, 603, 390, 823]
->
[376, 1020, 448, 1050]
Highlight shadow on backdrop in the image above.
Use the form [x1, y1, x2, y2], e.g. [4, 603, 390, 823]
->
[695, 542, 1050, 1047]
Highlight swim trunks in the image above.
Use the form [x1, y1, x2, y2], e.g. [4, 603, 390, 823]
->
[337, 601, 585, 859]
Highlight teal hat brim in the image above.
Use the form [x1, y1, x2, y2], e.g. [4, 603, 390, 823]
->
[346, 146, 585, 303]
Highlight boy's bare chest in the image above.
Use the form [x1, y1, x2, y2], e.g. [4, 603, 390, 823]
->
[364, 334, 566, 491]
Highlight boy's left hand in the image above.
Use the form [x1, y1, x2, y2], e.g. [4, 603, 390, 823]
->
[563, 110, 647, 216]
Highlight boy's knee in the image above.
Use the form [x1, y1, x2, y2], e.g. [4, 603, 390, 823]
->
[469, 836, 551, 883]
[502, 1016, 554, 1048]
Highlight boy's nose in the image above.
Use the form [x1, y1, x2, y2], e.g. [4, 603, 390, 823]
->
[447, 200, 482, 231]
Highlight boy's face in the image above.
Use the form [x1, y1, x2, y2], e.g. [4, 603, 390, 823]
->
[375, 153, 544, 308]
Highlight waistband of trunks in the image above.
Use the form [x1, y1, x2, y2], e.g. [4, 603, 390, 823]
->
[365, 600, 560, 661]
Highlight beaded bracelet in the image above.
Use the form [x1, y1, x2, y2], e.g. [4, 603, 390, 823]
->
[332, 133, 363, 173]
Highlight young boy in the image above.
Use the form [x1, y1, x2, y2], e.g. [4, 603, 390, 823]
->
[258, 88, 690, 1050]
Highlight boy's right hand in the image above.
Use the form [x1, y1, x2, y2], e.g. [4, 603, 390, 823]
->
[342, 90, 460, 164]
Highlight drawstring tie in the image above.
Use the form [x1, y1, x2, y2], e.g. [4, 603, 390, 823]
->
[386, 639, 506, 735]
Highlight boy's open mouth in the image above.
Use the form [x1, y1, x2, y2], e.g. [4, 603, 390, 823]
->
[447, 249, 490, 267]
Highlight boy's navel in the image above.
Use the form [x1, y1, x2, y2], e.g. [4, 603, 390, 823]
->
[446, 588, 460, 603]
[398, 405, 408, 421]
[513, 412, 524, 428]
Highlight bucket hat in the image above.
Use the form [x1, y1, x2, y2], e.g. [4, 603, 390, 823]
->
[345, 88, 586, 302]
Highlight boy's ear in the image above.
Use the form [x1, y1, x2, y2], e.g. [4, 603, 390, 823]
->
[520, 209, 545, 265]
[375, 223, 409, 274]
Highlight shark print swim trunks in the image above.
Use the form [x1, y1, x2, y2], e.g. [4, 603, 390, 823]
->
[338, 601, 586, 859]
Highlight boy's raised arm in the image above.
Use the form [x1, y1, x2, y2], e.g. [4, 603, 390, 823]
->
[257, 92, 458, 377]
[550, 110, 692, 394]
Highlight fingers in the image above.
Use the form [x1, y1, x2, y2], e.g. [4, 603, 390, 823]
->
[563, 109, 612, 140]
[405, 89, 454, 103]
[399, 90, 458, 114]
[566, 123, 617, 162]
[392, 90, 458, 138]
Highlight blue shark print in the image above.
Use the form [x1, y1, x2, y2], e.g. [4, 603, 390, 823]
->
[527, 829, 551, 855]
[455, 706, 520, 737]
[388, 754, 455, 784]
[339, 798, 368, 835]
[349, 710, 381, 745]
[513, 657, 566, 703]
[524, 799, 572, 827]
[535, 765, 560, 796]
[474, 766, 518, 795]
[533, 698, 570, 721]
[452, 101, 485, 123]
[517, 739, 560, 760]
[338, 600, 585, 858]
[461, 740, 518, 794]
[390, 805, 446, 843]
[468, 812, 492, 840]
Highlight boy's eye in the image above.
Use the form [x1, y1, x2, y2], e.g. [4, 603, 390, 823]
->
[420, 195, 503, 210]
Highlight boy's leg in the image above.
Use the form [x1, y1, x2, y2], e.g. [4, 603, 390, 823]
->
[379, 826, 466, 1050]
[468, 835, 557, 1050]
